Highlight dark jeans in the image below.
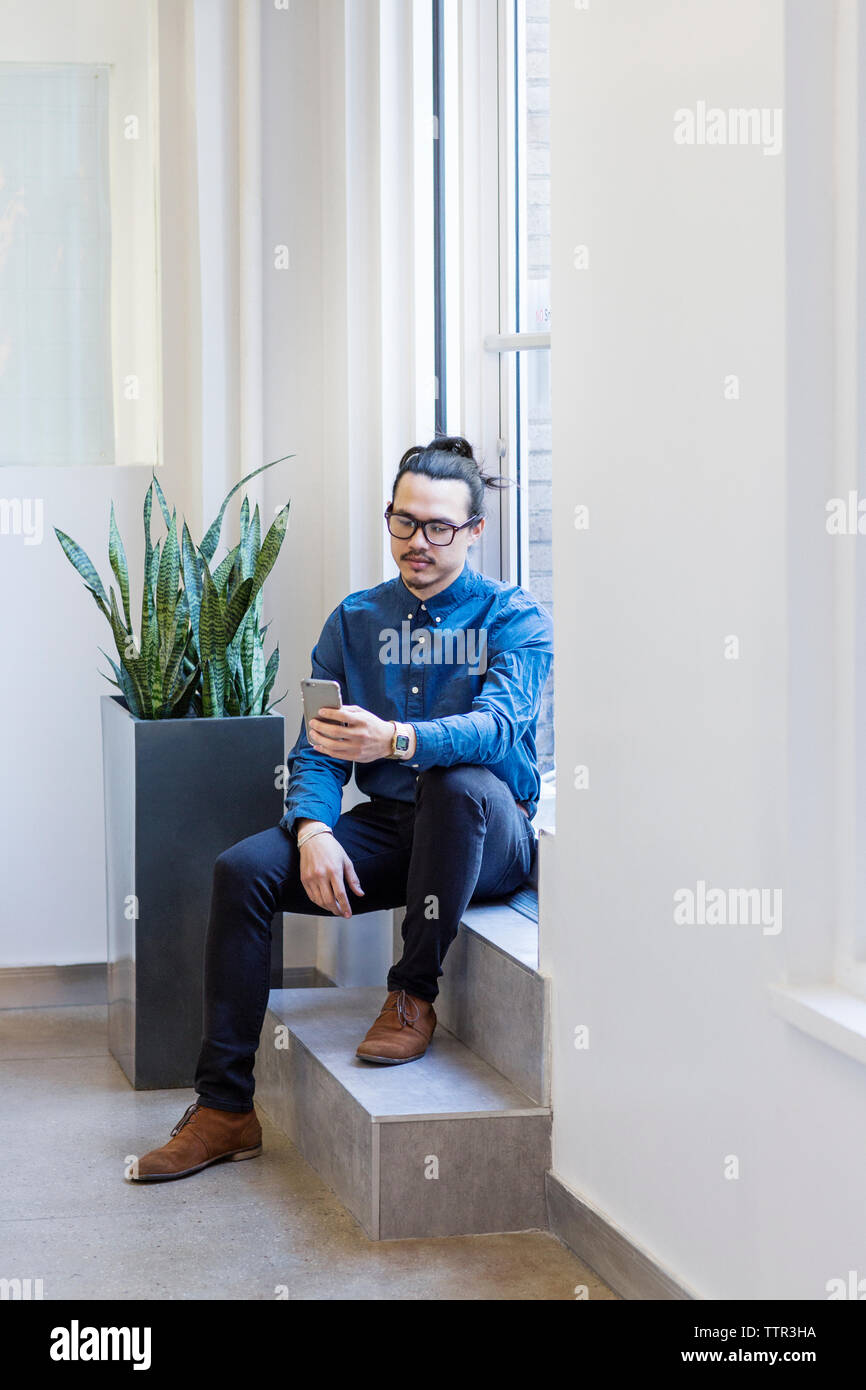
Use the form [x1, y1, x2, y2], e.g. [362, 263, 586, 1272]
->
[194, 764, 537, 1113]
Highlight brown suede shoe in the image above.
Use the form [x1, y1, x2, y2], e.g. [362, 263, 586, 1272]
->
[128, 1102, 262, 1183]
[355, 989, 436, 1064]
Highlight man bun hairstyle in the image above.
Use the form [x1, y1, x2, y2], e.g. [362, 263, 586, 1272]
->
[391, 435, 518, 520]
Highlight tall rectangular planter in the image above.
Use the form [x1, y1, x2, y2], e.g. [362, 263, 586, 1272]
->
[101, 694, 285, 1090]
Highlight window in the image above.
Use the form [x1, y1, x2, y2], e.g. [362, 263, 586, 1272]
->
[427, 0, 555, 787]
[500, 0, 553, 777]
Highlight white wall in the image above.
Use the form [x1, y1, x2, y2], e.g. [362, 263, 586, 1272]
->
[547, 0, 866, 1298]
[0, 0, 200, 966]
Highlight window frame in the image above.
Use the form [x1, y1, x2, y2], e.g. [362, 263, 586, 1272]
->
[430, 0, 551, 589]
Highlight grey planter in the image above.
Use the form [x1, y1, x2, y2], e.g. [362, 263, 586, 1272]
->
[101, 694, 285, 1090]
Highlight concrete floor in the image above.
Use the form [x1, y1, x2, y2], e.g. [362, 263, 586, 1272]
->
[0, 1003, 619, 1301]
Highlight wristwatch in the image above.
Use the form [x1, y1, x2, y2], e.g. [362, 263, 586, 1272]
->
[389, 721, 412, 759]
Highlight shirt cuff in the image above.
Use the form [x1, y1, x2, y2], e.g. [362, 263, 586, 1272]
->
[408, 720, 448, 769]
[280, 803, 336, 838]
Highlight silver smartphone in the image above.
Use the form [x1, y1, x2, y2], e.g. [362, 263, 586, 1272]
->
[301, 679, 343, 739]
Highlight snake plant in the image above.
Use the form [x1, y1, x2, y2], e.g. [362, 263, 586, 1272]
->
[54, 457, 292, 719]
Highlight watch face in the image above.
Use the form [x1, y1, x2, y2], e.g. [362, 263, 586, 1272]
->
[395, 734, 410, 752]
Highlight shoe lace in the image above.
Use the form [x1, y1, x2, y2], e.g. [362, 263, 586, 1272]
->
[170, 1102, 201, 1137]
[389, 989, 420, 1028]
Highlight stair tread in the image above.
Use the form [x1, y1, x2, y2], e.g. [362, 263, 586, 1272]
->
[266, 986, 549, 1121]
[459, 900, 540, 972]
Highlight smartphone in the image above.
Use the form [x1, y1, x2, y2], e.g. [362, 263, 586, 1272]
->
[301, 679, 343, 739]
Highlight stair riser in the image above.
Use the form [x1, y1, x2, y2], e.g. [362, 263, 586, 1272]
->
[376, 1114, 551, 1239]
[435, 931, 549, 1104]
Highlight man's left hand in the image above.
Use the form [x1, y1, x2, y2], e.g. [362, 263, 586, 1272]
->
[308, 706, 396, 763]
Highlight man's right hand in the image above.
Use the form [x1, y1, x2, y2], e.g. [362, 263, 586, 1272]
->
[295, 819, 364, 918]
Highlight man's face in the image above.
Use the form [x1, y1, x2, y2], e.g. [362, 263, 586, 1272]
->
[389, 473, 485, 598]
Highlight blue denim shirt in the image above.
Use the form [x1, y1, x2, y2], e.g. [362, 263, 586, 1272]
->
[280, 559, 554, 837]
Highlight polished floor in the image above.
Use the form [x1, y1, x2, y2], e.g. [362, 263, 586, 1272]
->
[0, 1003, 618, 1301]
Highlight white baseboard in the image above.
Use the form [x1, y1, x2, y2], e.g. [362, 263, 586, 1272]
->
[546, 1170, 697, 1300]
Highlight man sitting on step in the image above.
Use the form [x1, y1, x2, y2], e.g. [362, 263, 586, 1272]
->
[130, 436, 554, 1182]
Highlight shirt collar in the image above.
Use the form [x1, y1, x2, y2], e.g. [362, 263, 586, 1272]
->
[394, 557, 480, 621]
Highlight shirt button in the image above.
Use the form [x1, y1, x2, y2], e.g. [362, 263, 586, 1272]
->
[435, 616, 441, 623]
[421, 604, 426, 610]
[411, 686, 419, 694]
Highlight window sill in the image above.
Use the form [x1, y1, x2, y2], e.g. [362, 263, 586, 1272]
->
[531, 769, 556, 835]
[768, 981, 866, 1067]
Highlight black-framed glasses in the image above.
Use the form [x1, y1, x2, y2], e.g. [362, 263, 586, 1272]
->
[384, 505, 482, 547]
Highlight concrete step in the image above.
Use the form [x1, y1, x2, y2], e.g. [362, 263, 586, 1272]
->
[431, 895, 550, 1105]
[256, 986, 551, 1240]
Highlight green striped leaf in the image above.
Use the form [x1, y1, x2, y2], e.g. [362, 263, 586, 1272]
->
[139, 573, 159, 713]
[108, 504, 131, 629]
[240, 616, 255, 703]
[250, 633, 265, 712]
[199, 454, 295, 564]
[251, 644, 280, 715]
[170, 662, 200, 718]
[108, 590, 149, 718]
[249, 503, 289, 603]
[98, 647, 142, 716]
[54, 528, 110, 617]
[198, 565, 227, 666]
[224, 666, 241, 717]
[262, 644, 280, 704]
[253, 586, 263, 624]
[224, 576, 254, 646]
[162, 619, 191, 704]
[141, 507, 160, 658]
[201, 657, 226, 718]
[241, 503, 261, 581]
[148, 537, 161, 598]
[139, 581, 155, 673]
[141, 482, 154, 639]
[156, 511, 180, 637]
[181, 521, 203, 652]
[118, 662, 146, 718]
[146, 633, 164, 712]
[212, 543, 240, 597]
[151, 471, 172, 530]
